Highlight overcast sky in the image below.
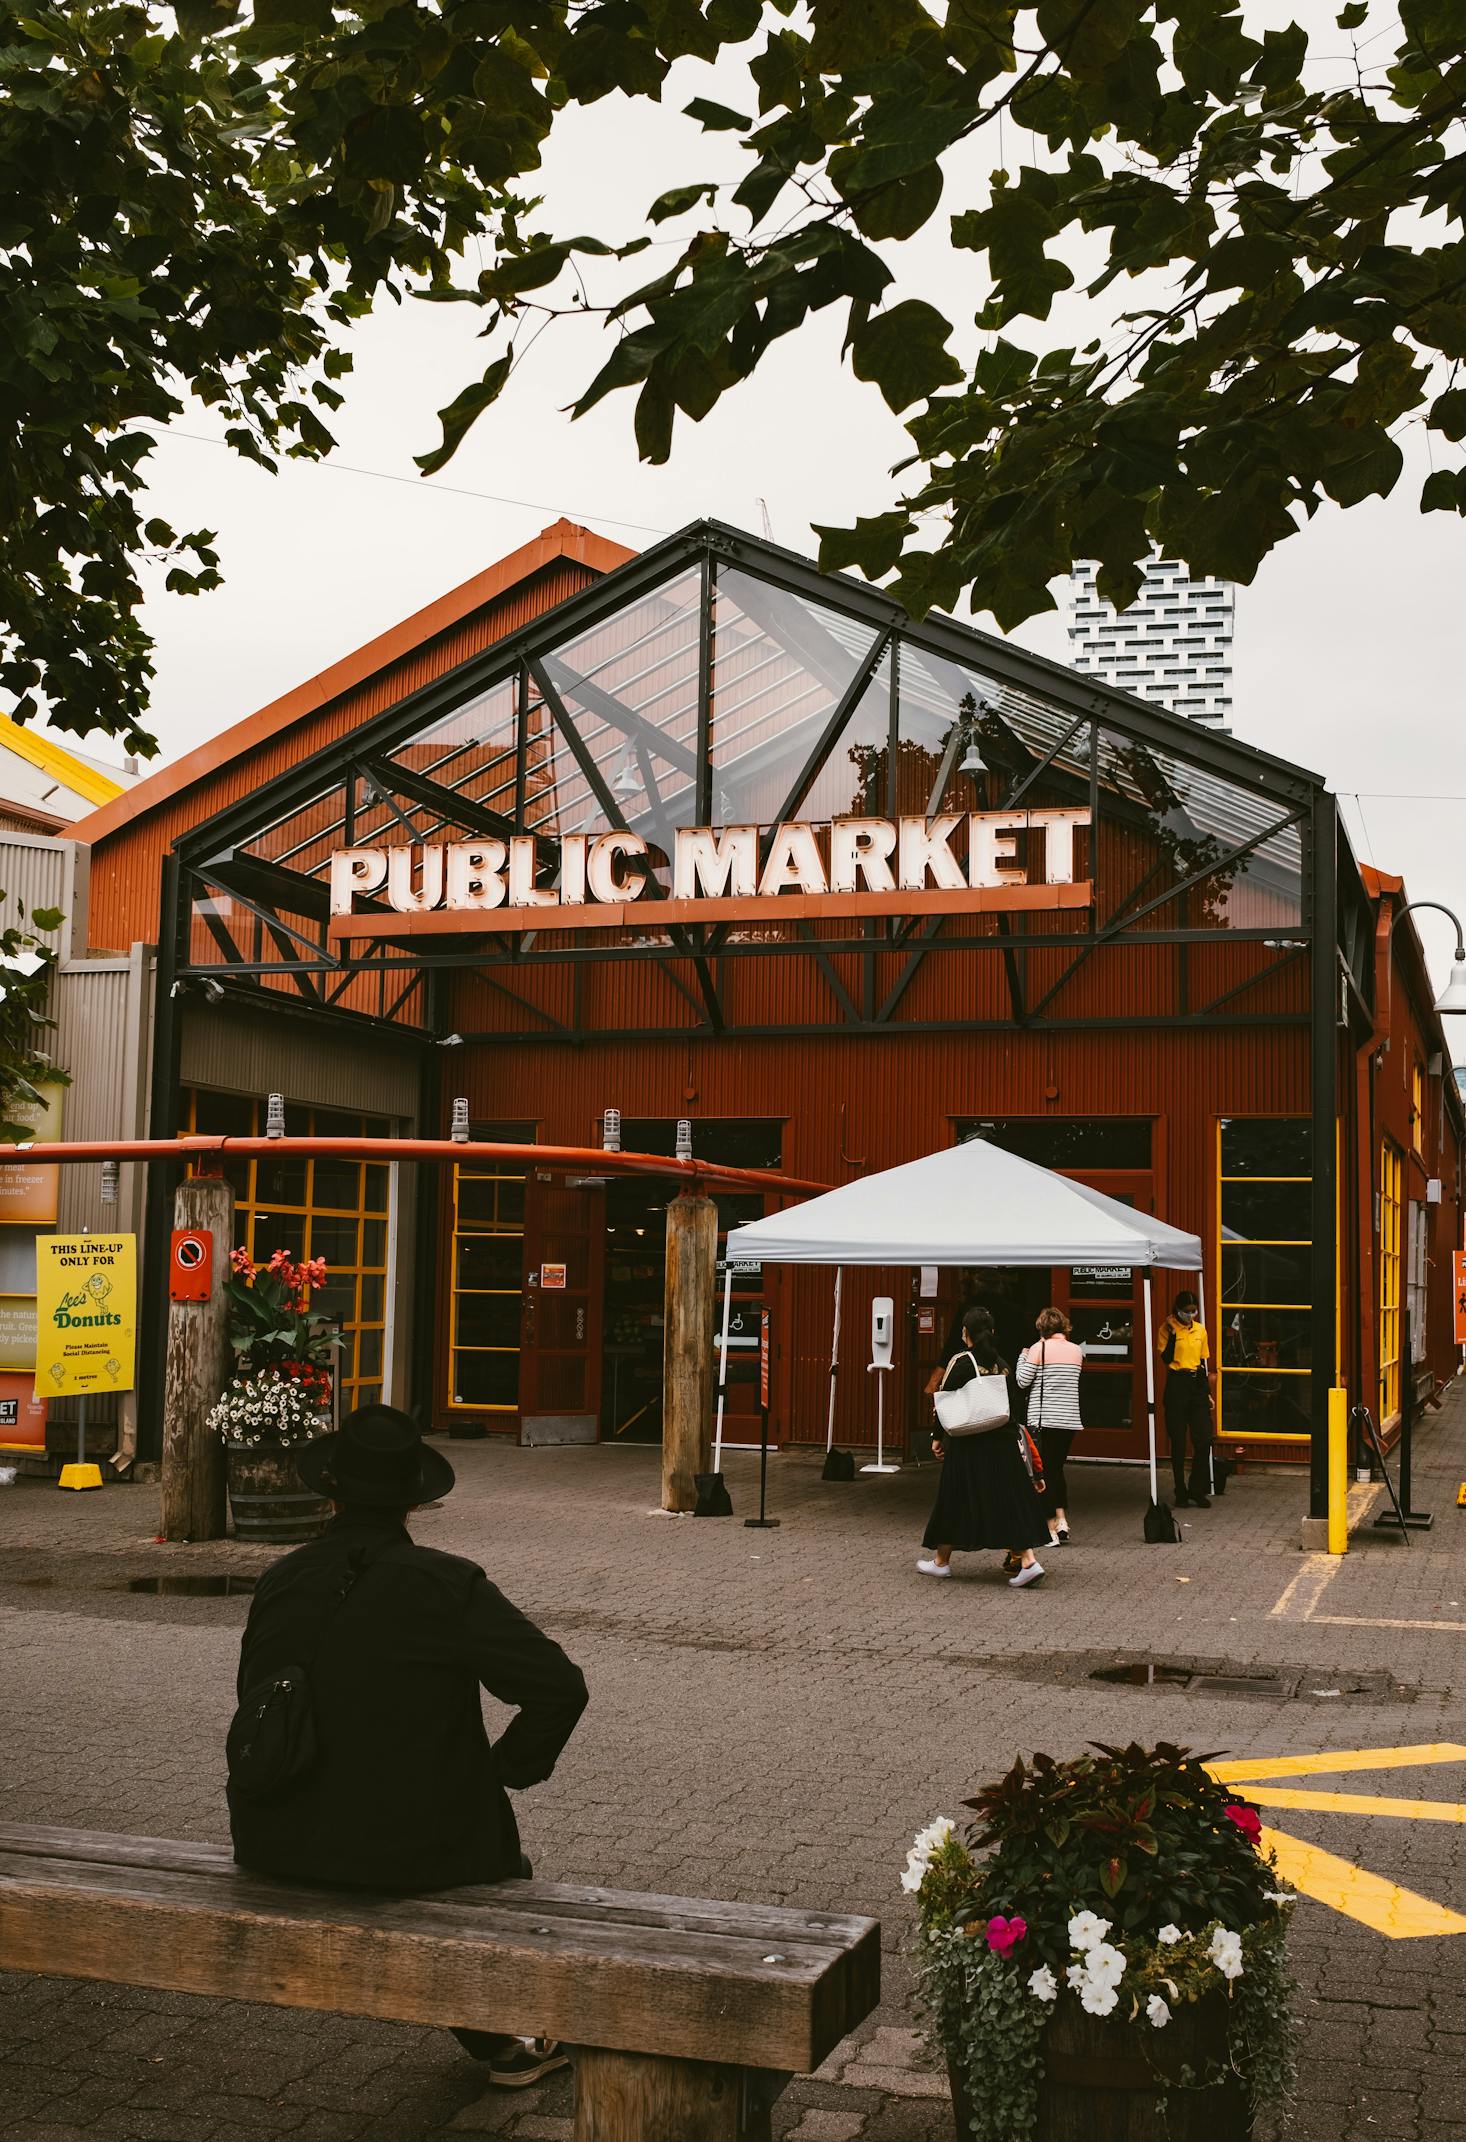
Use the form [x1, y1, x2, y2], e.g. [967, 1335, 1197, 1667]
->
[112, 3, 1465, 1056]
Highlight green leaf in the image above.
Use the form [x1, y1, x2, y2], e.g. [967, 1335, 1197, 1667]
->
[683, 98, 752, 132]
[30, 907, 62, 932]
[415, 355, 514, 476]
[1337, 1, 1368, 24]
[649, 182, 720, 224]
[1323, 430, 1404, 506]
[849, 300, 961, 412]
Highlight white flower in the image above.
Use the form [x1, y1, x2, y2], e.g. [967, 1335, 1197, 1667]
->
[1028, 1966, 1058, 2003]
[1066, 1963, 1088, 1991]
[1086, 1942, 1126, 1987]
[1080, 1980, 1120, 2016]
[1068, 1911, 1111, 1951]
[1157, 1924, 1183, 1945]
[1263, 1890, 1296, 1905]
[1146, 1995, 1171, 2029]
[1207, 1927, 1245, 1980]
[900, 1816, 956, 1893]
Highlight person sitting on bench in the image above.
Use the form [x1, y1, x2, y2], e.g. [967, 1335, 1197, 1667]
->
[228, 1404, 589, 2090]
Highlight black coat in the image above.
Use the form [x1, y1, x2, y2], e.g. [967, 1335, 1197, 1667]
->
[228, 1512, 588, 1893]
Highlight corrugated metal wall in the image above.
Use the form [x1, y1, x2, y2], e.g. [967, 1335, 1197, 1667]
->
[0, 833, 86, 960]
[439, 1016, 1311, 1454]
[178, 1005, 420, 1121]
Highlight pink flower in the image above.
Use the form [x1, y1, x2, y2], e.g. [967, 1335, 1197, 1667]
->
[985, 1914, 1028, 1956]
[229, 1246, 254, 1275]
[303, 1257, 327, 1288]
[267, 1248, 292, 1273]
[1224, 1804, 1263, 1845]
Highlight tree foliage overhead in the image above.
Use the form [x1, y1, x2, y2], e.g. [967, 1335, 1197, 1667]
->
[521, 0, 1466, 626]
[0, 0, 716, 752]
[4, 2, 1466, 757]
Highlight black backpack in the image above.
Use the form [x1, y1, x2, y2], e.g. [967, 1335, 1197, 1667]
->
[822, 1447, 856, 1482]
[226, 1538, 397, 1800]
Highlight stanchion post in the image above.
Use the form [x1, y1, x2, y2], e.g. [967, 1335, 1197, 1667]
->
[160, 1175, 234, 1542]
[746, 1308, 779, 1530]
[1327, 1386, 1348, 1556]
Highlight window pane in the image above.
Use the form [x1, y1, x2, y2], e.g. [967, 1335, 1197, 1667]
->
[957, 1119, 1152, 1170]
[1096, 729, 1303, 930]
[256, 1156, 308, 1208]
[1219, 1374, 1312, 1438]
[457, 1176, 503, 1229]
[190, 1091, 256, 1137]
[1218, 1308, 1312, 1370]
[313, 1159, 363, 1211]
[455, 1294, 522, 1347]
[710, 568, 880, 827]
[362, 1219, 386, 1267]
[798, 653, 892, 823]
[1069, 1306, 1134, 1361]
[1081, 1373, 1132, 1428]
[453, 1351, 519, 1407]
[1220, 1243, 1313, 1305]
[308, 1215, 360, 1269]
[1220, 1119, 1312, 1176]
[363, 1165, 390, 1213]
[1221, 1180, 1311, 1242]
[457, 1235, 523, 1290]
[356, 1328, 383, 1379]
[385, 677, 518, 831]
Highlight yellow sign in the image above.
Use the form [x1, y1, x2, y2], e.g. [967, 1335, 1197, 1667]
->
[35, 1234, 136, 1397]
[0, 1293, 37, 1370]
[0, 1080, 65, 1225]
[1209, 1744, 1466, 1939]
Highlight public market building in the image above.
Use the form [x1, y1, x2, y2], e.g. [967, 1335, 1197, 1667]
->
[8, 517, 1462, 1503]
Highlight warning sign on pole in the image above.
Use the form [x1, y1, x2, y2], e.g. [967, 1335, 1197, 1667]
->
[1454, 1248, 1466, 1346]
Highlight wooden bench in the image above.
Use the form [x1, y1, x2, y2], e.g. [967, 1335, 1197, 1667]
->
[0, 1824, 879, 2140]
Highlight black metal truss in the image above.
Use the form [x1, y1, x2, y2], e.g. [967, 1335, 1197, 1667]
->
[163, 518, 1331, 1047]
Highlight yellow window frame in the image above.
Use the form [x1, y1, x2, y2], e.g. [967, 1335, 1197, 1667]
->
[1378, 1137, 1402, 1425]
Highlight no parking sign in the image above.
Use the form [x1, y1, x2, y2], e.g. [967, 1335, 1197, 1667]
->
[170, 1229, 214, 1303]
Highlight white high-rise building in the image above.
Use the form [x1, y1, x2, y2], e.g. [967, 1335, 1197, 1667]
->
[1066, 556, 1234, 724]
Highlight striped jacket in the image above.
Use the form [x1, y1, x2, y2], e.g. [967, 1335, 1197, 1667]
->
[1015, 1335, 1086, 1432]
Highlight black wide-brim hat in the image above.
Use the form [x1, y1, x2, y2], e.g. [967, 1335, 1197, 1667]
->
[296, 1404, 456, 1508]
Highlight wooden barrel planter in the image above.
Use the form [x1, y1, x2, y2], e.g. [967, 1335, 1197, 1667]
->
[226, 1441, 331, 1544]
[948, 1991, 1251, 2142]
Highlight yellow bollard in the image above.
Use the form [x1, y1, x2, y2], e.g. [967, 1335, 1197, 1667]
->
[1327, 1385, 1349, 1555]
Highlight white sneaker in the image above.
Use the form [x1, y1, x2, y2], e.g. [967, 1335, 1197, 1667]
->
[1008, 1560, 1045, 1588]
[916, 1557, 953, 1578]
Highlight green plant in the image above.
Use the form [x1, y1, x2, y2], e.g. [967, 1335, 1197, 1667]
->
[0, 890, 69, 1145]
[904, 1744, 1298, 2140]
[224, 1247, 337, 1378]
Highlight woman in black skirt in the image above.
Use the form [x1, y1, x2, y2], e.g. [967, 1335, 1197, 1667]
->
[918, 1307, 1051, 1587]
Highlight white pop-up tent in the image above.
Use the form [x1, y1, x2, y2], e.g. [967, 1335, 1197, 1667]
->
[718, 1139, 1205, 1503]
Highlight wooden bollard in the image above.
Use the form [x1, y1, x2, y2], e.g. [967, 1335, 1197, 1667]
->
[159, 1174, 235, 1542]
[661, 1190, 717, 1512]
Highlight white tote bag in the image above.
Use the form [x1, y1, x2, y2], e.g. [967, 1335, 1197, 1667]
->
[934, 1352, 1011, 1436]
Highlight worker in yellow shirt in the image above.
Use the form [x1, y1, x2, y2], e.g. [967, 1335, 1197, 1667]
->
[1158, 1289, 1213, 1509]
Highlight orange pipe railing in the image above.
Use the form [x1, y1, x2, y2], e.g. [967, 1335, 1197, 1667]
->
[3, 1136, 830, 1200]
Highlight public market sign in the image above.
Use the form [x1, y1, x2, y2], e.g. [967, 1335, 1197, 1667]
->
[35, 1234, 137, 1398]
[327, 810, 1092, 938]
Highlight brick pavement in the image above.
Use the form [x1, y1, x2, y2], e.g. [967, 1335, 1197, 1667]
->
[3, 1380, 1466, 2140]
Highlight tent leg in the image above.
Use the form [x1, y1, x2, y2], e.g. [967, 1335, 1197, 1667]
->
[825, 1268, 843, 1452]
[712, 1264, 734, 1475]
[1143, 1274, 1159, 1507]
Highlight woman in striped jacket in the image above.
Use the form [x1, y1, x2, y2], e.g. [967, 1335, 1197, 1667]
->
[1015, 1307, 1086, 1548]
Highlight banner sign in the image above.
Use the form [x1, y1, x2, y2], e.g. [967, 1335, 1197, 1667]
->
[0, 1080, 64, 1225]
[35, 1234, 137, 1397]
[327, 810, 1093, 939]
[759, 1310, 771, 1410]
[0, 1293, 38, 1371]
[1455, 1248, 1466, 1346]
[0, 1376, 46, 1452]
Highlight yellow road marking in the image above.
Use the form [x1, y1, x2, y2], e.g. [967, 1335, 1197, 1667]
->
[1208, 1743, 1466, 1783]
[1259, 1826, 1466, 1939]
[1311, 1614, 1466, 1634]
[1270, 1554, 1340, 1621]
[1243, 1785, 1466, 1822]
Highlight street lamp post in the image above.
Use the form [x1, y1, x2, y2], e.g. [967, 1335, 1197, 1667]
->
[1393, 901, 1466, 1015]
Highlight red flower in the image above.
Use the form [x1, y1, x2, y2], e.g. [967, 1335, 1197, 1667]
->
[1224, 1803, 1262, 1845]
[229, 1246, 254, 1276]
[985, 1913, 1027, 1955]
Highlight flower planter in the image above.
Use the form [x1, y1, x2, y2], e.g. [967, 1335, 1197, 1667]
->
[948, 1991, 1251, 2141]
[226, 1440, 331, 1544]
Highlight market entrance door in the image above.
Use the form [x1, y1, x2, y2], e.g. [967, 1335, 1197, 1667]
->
[519, 1178, 605, 1445]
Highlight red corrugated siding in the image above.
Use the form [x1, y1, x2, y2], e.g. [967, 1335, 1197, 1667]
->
[87, 560, 602, 950]
[440, 1019, 1311, 1449]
